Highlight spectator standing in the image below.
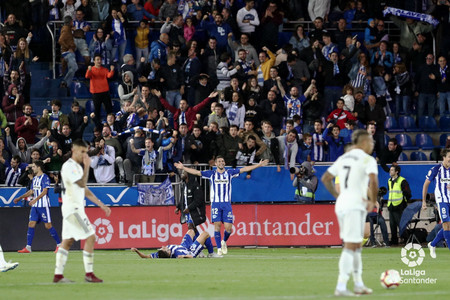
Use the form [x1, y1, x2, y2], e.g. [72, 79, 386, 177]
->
[2, 84, 24, 124]
[72, 9, 91, 66]
[216, 125, 243, 166]
[326, 98, 357, 130]
[58, 16, 78, 90]
[216, 52, 240, 91]
[259, 120, 280, 170]
[256, 46, 276, 87]
[259, 1, 283, 51]
[228, 32, 259, 66]
[290, 25, 310, 54]
[203, 13, 232, 53]
[85, 54, 115, 127]
[127, 0, 155, 21]
[161, 15, 186, 47]
[14, 104, 38, 145]
[159, 53, 185, 120]
[90, 137, 116, 184]
[1, 14, 29, 50]
[88, 28, 113, 66]
[159, 0, 179, 20]
[118, 71, 139, 103]
[236, 0, 260, 42]
[259, 90, 286, 134]
[308, 0, 331, 21]
[277, 129, 298, 170]
[39, 99, 69, 132]
[135, 20, 150, 69]
[415, 54, 439, 119]
[106, 8, 128, 66]
[11, 38, 38, 103]
[322, 123, 351, 162]
[221, 91, 246, 130]
[392, 62, 412, 118]
[68, 101, 88, 141]
[183, 47, 202, 106]
[437, 56, 450, 115]
[149, 33, 170, 66]
[379, 138, 402, 173]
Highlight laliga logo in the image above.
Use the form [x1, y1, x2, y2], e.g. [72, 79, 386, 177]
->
[93, 218, 114, 245]
[401, 243, 425, 267]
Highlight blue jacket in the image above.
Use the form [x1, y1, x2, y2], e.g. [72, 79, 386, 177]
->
[149, 40, 168, 65]
[322, 127, 351, 162]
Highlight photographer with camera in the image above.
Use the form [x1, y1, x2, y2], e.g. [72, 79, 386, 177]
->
[292, 161, 318, 203]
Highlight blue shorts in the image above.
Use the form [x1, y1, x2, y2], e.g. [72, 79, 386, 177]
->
[185, 213, 193, 224]
[438, 202, 450, 223]
[29, 206, 51, 223]
[180, 234, 203, 257]
[211, 203, 234, 224]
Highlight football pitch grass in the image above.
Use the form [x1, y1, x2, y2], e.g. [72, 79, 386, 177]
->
[1, 247, 450, 299]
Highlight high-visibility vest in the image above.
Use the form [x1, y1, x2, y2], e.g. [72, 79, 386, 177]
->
[388, 176, 405, 207]
[295, 184, 314, 201]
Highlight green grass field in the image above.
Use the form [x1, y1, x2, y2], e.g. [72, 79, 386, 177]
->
[1, 247, 450, 299]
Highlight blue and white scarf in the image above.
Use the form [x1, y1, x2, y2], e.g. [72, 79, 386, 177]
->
[383, 7, 439, 27]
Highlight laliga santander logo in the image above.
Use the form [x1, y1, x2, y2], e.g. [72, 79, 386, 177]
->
[93, 218, 114, 245]
[401, 243, 425, 267]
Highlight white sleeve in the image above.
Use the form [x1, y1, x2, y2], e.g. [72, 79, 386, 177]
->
[327, 158, 340, 177]
[250, 10, 260, 26]
[366, 156, 378, 176]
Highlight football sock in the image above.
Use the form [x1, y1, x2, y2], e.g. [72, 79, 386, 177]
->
[204, 237, 214, 254]
[443, 230, 450, 251]
[224, 230, 231, 242]
[26, 227, 35, 247]
[83, 251, 94, 273]
[431, 228, 444, 247]
[0, 245, 6, 266]
[336, 248, 353, 291]
[54, 247, 69, 275]
[353, 248, 364, 287]
[214, 231, 221, 249]
[48, 227, 61, 244]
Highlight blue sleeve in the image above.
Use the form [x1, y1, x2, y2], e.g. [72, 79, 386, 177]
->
[322, 127, 331, 143]
[138, 149, 145, 156]
[228, 169, 241, 177]
[42, 174, 51, 189]
[201, 170, 213, 179]
[299, 95, 306, 104]
[426, 165, 440, 181]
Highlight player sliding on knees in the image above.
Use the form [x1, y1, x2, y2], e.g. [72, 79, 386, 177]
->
[174, 156, 268, 256]
[322, 130, 378, 297]
[131, 230, 216, 258]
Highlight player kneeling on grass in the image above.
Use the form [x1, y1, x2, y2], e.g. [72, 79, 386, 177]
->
[131, 230, 219, 258]
[14, 161, 61, 253]
[322, 129, 378, 297]
[53, 139, 111, 283]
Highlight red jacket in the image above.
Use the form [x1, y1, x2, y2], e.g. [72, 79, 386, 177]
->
[85, 66, 114, 94]
[159, 96, 211, 131]
[326, 109, 357, 129]
[15, 116, 39, 144]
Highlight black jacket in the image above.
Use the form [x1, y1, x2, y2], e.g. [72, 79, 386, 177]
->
[177, 176, 206, 226]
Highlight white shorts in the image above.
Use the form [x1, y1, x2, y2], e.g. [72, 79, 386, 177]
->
[62, 211, 95, 241]
[336, 210, 366, 243]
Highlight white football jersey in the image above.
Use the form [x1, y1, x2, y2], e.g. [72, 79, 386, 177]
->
[327, 148, 378, 212]
[61, 158, 86, 217]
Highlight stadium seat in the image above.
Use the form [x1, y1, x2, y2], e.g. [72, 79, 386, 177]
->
[410, 151, 427, 161]
[440, 115, 450, 131]
[384, 116, 402, 132]
[398, 152, 408, 161]
[418, 116, 439, 132]
[415, 133, 434, 150]
[440, 133, 449, 147]
[109, 81, 119, 98]
[85, 100, 120, 119]
[70, 81, 91, 98]
[398, 116, 419, 132]
[395, 134, 417, 150]
[384, 134, 390, 146]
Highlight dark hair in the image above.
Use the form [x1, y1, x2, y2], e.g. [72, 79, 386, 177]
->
[72, 101, 80, 107]
[388, 138, 398, 145]
[34, 160, 45, 171]
[229, 124, 239, 130]
[12, 155, 22, 163]
[247, 135, 256, 142]
[94, 136, 104, 143]
[157, 249, 170, 258]
[391, 165, 401, 174]
[72, 139, 88, 148]
[441, 148, 450, 158]
[51, 99, 62, 108]
[220, 52, 231, 62]
[215, 103, 224, 109]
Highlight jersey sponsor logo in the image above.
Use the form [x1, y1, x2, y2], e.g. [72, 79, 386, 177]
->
[214, 179, 230, 184]
[93, 218, 114, 245]
[439, 178, 450, 183]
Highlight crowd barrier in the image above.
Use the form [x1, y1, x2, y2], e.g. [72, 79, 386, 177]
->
[0, 204, 340, 251]
[0, 164, 438, 208]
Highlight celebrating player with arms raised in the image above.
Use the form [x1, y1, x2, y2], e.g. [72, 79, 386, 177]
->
[321, 130, 378, 296]
[175, 156, 268, 256]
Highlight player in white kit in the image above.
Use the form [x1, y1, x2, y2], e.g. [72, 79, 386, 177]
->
[53, 140, 111, 283]
[0, 244, 19, 272]
[321, 129, 378, 297]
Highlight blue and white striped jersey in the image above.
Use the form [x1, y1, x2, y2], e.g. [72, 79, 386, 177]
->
[32, 174, 50, 207]
[426, 164, 450, 203]
[167, 245, 191, 258]
[201, 169, 240, 203]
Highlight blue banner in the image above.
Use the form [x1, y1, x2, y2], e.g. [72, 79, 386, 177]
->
[137, 177, 175, 205]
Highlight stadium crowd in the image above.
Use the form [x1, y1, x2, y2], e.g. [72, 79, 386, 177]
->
[1, 0, 450, 186]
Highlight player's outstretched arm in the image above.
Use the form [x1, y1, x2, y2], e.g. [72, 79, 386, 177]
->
[174, 162, 202, 176]
[131, 248, 152, 259]
[239, 159, 269, 173]
[321, 171, 339, 199]
[422, 179, 431, 210]
[85, 187, 111, 217]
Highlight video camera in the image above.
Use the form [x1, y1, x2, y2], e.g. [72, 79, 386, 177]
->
[290, 166, 308, 176]
[378, 187, 387, 197]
